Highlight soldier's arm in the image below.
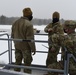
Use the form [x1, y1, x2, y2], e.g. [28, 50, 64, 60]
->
[44, 24, 53, 33]
[11, 22, 15, 38]
[26, 24, 36, 55]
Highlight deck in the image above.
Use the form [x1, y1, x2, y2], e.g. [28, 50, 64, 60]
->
[0, 69, 47, 75]
[0, 64, 47, 75]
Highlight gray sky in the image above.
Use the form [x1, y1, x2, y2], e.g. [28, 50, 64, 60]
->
[0, 0, 76, 20]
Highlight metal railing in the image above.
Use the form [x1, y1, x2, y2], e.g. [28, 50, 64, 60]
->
[0, 33, 76, 75]
[0, 33, 11, 63]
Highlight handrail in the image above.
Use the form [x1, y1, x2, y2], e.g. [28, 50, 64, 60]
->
[0, 33, 48, 64]
[0, 50, 9, 56]
[0, 63, 64, 73]
[0, 38, 48, 43]
[71, 54, 76, 62]
[0, 33, 76, 75]
[12, 49, 48, 53]
[0, 33, 11, 63]
[0, 49, 48, 57]
[35, 33, 48, 35]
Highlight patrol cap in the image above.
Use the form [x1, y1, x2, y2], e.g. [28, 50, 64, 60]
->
[52, 11, 60, 19]
[64, 20, 76, 29]
[23, 7, 32, 17]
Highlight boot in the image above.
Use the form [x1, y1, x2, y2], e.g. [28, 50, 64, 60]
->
[24, 69, 32, 74]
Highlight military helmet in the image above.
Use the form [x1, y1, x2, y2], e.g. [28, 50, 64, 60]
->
[64, 20, 76, 29]
[52, 11, 60, 19]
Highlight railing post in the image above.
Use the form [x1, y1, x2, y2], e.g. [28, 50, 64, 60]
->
[0, 33, 12, 64]
[64, 47, 69, 75]
[8, 38, 12, 64]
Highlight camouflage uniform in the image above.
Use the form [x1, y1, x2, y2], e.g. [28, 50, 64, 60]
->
[63, 20, 76, 75]
[44, 11, 64, 75]
[11, 8, 36, 74]
[47, 20, 76, 75]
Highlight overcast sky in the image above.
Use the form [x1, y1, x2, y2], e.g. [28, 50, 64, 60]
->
[0, 0, 76, 20]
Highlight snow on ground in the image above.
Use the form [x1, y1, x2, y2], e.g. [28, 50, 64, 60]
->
[0, 25, 61, 65]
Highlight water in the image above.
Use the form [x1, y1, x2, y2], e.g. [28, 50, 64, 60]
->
[0, 25, 61, 65]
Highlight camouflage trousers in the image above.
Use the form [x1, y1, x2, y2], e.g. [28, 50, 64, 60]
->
[46, 46, 63, 75]
[61, 51, 76, 75]
[69, 58, 76, 74]
[14, 48, 32, 74]
[46, 46, 60, 67]
[45, 62, 64, 75]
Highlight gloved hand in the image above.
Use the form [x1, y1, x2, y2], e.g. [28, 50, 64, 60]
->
[31, 50, 36, 55]
[48, 28, 53, 32]
[49, 45, 56, 52]
[50, 47, 56, 52]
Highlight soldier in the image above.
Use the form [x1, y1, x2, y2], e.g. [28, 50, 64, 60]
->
[44, 11, 64, 75]
[47, 20, 76, 75]
[11, 7, 36, 74]
[63, 20, 76, 75]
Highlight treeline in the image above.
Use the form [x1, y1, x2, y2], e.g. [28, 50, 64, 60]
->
[0, 15, 65, 25]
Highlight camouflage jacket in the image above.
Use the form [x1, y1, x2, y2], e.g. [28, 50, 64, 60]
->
[63, 32, 76, 55]
[44, 22, 64, 45]
[11, 17, 36, 51]
[44, 22, 64, 37]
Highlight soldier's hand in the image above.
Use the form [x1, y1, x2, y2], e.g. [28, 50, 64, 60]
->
[50, 47, 56, 52]
[32, 50, 36, 55]
[48, 28, 53, 32]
